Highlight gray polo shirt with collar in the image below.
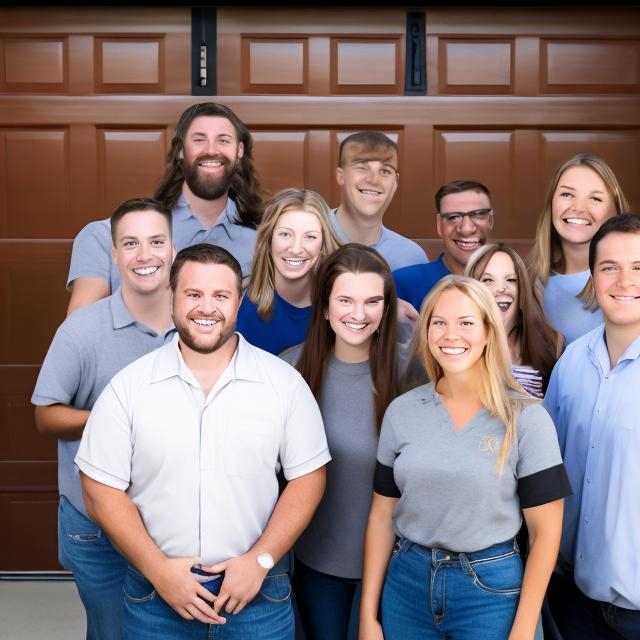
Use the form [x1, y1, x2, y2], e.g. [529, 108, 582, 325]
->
[67, 195, 257, 290]
[32, 289, 175, 516]
[375, 382, 571, 553]
[329, 208, 428, 271]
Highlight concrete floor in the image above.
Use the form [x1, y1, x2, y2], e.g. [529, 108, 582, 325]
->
[0, 580, 85, 640]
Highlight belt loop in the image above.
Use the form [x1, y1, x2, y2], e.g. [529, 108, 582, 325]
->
[459, 553, 473, 575]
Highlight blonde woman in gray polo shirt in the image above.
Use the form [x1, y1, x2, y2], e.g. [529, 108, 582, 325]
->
[359, 276, 572, 640]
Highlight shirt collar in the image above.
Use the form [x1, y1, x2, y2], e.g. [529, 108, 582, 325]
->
[110, 288, 136, 330]
[588, 324, 640, 371]
[174, 194, 240, 239]
[151, 332, 263, 386]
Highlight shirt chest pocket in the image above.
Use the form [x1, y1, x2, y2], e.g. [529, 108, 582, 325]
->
[223, 426, 277, 478]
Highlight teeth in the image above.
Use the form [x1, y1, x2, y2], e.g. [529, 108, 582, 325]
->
[199, 161, 222, 167]
[455, 240, 479, 247]
[497, 301, 512, 310]
[613, 296, 636, 301]
[359, 189, 381, 196]
[345, 322, 367, 330]
[134, 266, 158, 276]
[283, 258, 306, 266]
[565, 218, 590, 225]
[441, 347, 466, 355]
[193, 318, 217, 326]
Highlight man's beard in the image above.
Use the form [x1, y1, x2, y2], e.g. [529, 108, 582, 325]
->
[176, 313, 237, 355]
[182, 155, 238, 201]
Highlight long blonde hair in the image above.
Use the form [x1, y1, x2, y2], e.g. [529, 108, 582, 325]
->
[247, 188, 341, 319]
[527, 154, 629, 306]
[417, 275, 534, 473]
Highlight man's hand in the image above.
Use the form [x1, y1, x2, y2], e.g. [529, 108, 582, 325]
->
[397, 298, 419, 324]
[147, 556, 226, 625]
[203, 552, 269, 615]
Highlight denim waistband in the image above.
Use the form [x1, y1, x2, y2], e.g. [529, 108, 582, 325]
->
[396, 537, 519, 565]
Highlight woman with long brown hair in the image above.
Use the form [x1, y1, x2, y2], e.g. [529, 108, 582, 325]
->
[283, 243, 398, 640]
[527, 154, 629, 344]
[466, 243, 560, 397]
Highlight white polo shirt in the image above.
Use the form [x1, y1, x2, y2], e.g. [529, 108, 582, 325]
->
[75, 333, 330, 565]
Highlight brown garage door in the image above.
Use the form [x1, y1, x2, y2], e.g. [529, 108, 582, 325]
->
[1, 6, 639, 570]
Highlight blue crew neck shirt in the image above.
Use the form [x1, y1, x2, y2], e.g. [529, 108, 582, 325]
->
[392, 254, 451, 312]
[236, 290, 312, 356]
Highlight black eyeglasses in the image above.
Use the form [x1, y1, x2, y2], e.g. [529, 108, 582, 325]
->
[438, 208, 493, 224]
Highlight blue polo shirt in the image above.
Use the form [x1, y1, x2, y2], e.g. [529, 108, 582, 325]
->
[544, 325, 640, 610]
[329, 209, 428, 271]
[237, 291, 312, 356]
[392, 254, 450, 312]
[67, 196, 257, 290]
[31, 289, 175, 516]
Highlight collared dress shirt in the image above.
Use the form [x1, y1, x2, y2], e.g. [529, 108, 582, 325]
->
[75, 333, 330, 565]
[67, 195, 257, 290]
[545, 325, 640, 610]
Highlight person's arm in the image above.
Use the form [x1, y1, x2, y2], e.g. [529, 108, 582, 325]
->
[203, 466, 326, 615]
[359, 492, 399, 640]
[67, 277, 110, 316]
[35, 404, 90, 441]
[508, 499, 564, 640]
[81, 473, 225, 625]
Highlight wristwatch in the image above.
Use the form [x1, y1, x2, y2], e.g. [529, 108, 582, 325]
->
[257, 552, 274, 570]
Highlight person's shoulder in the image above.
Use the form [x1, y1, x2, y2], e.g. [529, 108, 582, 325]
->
[388, 382, 436, 414]
[243, 338, 302, 378]
[557, 324, 602, 366]
[59, 296, 112, 337]
[73, 218, 111, 243]
[393, 262, 433, 283]
[279, 343, 302, 366]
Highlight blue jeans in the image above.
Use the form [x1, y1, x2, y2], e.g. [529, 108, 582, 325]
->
[548, 571, 640, 639]
[382, 537, 523, 640]
[58, 495, 128, 640]
[123, 564, 294, 640]
[293, 559, 361, 640]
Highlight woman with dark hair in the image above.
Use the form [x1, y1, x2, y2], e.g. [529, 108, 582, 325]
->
[465, 243, 560, 397]
[283, 243, 399, 640]
[527, 154, 629, 344]
[237, 188, 340, 355]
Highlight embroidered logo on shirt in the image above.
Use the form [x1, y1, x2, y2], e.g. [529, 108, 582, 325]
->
[480, 436, 497, 453]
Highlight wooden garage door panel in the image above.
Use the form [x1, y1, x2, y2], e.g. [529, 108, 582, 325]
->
[540, 130, 640, 210]
[542, 39, 640, 93]
[0, 128, 71, 238]
[0, 493, 60, 570]
[95, 36, 164, 93]
[97, 128, 168, 217]
[434, 130, 520, 237]
[251, 131, 309, 196]
[1, 36, 68, 92]
[242, 38, 308, 93]
[0, 366, 55, 463]
[0, 241, 70, 365]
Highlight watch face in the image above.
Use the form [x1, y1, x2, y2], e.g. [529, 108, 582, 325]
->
[257, 552, 274, 569]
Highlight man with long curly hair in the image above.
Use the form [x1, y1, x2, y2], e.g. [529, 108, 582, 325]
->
[66, 102, 263, 315]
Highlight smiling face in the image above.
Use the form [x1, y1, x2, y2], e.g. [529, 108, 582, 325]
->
[111, 209, 174, 296]
[437, 190, 493, 274]
[327, 271, 386, 362]
[478, 251, 519, 336]
[271, 210, 324, 286]
[181, 115, 244, 201]
[336, 143, 399, 221]
[171, 261, 240, 355]
[427, 287, 488, 376]
[593, 231, 640, 334]
[551, 165, 615, 249]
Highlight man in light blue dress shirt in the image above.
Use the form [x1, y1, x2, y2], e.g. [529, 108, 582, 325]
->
[544, 213, 640, 639]
[66, 102, 262, 315]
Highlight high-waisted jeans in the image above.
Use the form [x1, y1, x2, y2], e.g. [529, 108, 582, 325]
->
[382, 537, 523, 640]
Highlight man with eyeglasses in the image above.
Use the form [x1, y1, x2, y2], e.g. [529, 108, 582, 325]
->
[393, 180, 494, 313]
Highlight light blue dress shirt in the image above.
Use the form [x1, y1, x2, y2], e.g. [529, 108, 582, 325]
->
[544, 324, 640, 610]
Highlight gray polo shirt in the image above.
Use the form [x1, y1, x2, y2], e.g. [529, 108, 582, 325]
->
[329, 209, 428, 271]
[67, 196, 257, 290]
[283, 349, 378, 579]
[31, 289, 175, 516]
[375, 382, 571, 553]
